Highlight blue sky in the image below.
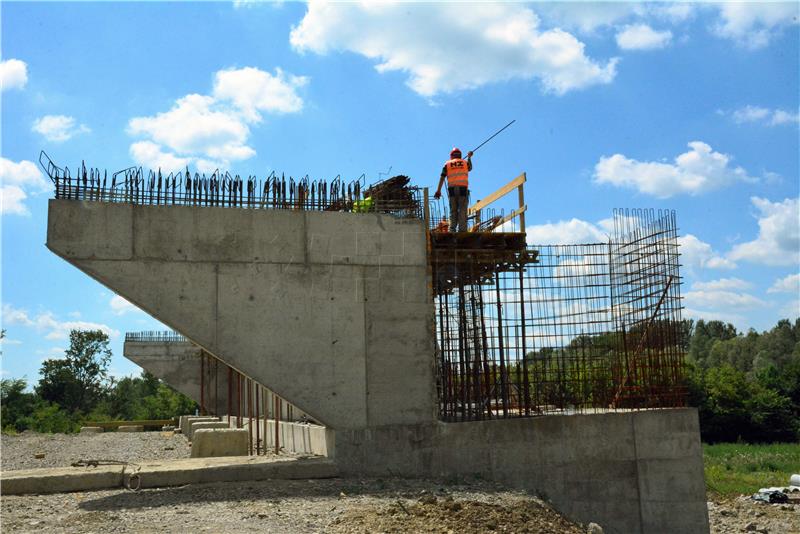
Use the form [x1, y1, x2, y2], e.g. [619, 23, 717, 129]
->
[2, 1, 798, 383]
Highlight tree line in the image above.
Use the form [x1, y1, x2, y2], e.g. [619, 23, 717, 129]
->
[686, 318, 799, 443]
[2, 319, 798, 442]
[1, 329, 196, 433]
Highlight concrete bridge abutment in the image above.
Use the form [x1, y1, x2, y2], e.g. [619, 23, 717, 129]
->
[47, 199, 709, 533]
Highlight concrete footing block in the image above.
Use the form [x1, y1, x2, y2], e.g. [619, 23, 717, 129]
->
[79, 427, 103, 434]
[189, 421, 229, 441]
[191, 428, 249, 458]
[117, 425, 143, 432]
[179, 416, 218, 436]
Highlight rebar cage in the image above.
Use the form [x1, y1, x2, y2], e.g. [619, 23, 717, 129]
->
[432, 208, 686, 421]
[40, 152, 422, 219]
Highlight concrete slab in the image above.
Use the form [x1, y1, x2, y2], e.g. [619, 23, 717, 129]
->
[79, 427, 103, 434]
[117, 425, 143, 432]
[1, 456, 337, 495]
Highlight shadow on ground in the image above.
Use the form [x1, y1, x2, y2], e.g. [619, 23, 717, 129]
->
[78, 477, 515, 512]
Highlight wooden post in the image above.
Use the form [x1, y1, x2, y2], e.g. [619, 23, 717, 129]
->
[517, 173, 526, 231]
[423, 187, 430, 230]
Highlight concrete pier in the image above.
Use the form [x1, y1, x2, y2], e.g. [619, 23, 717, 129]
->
[124, 337, 313, 421]
[48, 200, 435, 430]
[46, 199, 709, 533]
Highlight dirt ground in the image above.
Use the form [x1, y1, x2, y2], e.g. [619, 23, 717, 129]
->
[1, 478, 586, 534]
[2, 432, 798, 533]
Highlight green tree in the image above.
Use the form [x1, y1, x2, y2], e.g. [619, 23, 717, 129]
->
[689, 320, 738, 367]
[36, 329, 112, 415]
[106, 371, 163, 420]
[699, 365, 751, 442]
[0, 378, 38, 432]
[138, 383, 197, 419]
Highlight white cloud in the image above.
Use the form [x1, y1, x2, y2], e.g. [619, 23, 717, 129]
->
[1, 304, 119, 341]
[109, 295, 144, 316]
[0, 185, 30, 216]
[731, 105, 800, 126]
[594, 141, 757, 198]
[692, 278, 751, 292]
[128, 94, 253, 165]
[534, 3, 643, 33]
[684, 288, 766, 311]
[2, 304, 35, 326]
[679, 234, 737, 271]
[128, 66, 305, 171]
[683, 307, 747, 330]
[0, 158, 48, 191]
[651, 3, 696, 23]
[768, 273, 800, 295]
[0, 59, 28, 91]
[713, 2, 799, 49]
[0, 157, 49, 216]
[770, 109, 800, 125]
[729, 197, 800, 267]
[32, 115, 91, 142]
[615, 24, 672, 50]
[129, 141, 192, 174]
[535, 3, 695, 33]
[212, 67, 307, 121]
[525, 218, 606, 245]
[290, 2, 618, 98]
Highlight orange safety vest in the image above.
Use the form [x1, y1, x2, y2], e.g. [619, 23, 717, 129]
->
[445, 158, 469, 188]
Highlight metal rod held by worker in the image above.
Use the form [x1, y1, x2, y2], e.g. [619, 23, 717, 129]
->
[470, 119, 516, 155]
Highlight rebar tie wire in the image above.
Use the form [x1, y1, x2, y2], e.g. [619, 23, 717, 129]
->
[71, 459, 142, 491]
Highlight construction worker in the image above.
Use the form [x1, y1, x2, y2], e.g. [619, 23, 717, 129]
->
[434, 147, 473, 232]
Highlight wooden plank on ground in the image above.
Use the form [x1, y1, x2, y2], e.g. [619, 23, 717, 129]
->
[85, 419, 174, 429]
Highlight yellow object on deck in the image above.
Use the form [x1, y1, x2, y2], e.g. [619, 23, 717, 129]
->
[352, 197, 374, 213]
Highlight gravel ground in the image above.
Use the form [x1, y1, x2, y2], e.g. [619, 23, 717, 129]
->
[3, 432, 798, 533]
[707, 496, 799, 534]
[1, 431, 191, 471]
[0, 478, 585, 534]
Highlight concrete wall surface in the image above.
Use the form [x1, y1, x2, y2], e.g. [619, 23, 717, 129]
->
[332, 409, 709, 534]
[48, 200, 436, 430]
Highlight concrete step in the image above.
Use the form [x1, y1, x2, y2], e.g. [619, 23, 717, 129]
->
[1, 456, 337, 495]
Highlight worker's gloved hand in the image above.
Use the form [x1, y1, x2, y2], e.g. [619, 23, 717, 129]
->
[467, 151, 473, 158]
[434, 191, 441, 199]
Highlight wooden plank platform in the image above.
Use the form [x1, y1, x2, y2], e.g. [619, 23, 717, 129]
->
[430, 231, 527, 251]
[429, 232, 538, 295]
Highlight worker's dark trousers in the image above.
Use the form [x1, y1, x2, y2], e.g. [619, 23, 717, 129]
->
[448, 186, 469, 232]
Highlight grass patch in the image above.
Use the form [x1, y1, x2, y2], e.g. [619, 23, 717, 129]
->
[704, 443, 800, 498]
